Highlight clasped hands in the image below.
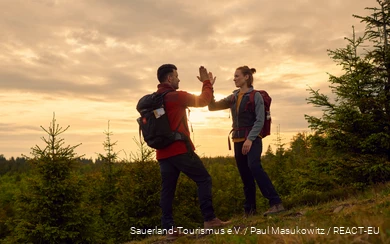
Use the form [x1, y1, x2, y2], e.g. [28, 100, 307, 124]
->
[197, 66, 216, 86]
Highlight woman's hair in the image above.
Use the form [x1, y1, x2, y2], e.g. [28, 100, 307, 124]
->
[236, 66, 256, 87]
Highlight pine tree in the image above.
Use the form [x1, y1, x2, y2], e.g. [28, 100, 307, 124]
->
[305, 0, 390, 184]
[305, 0, 390, 161]
[355, 0, 390, 160]
[273, 124, 286, 157]
[9, 114, 97, 243]
[98, 121, 119, 204]
[130, 137, 155, 163]
[96, 121, 122, 242]
[262, 145, 275, 161]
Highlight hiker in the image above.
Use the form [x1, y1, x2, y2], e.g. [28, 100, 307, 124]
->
[154, 64, 230, 240]
[207, 66, 284, 217]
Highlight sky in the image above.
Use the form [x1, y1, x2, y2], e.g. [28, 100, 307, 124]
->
[0, 0, 374, 160]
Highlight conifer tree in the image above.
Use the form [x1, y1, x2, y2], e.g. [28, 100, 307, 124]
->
[98, 121, 119, 203]
[9, 115, 96, 243]
[273, 124, 286, 157]
[96, 121, 122, 242]
[130, 137, 155, 163]
[306, 0, 390, 161]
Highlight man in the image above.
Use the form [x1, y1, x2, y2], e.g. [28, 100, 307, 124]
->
[155, 64, 230, 240]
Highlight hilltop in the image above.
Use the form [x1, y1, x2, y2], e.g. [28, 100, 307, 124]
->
[128, 182, 390, 244]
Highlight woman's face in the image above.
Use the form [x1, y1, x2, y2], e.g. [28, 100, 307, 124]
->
[234, 69, 249, 88]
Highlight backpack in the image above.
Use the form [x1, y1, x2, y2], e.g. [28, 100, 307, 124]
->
[231, 89, 272, 138]
[136, 91, 186, 149]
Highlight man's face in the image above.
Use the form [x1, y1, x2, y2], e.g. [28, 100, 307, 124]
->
[168, 70, 180, 89]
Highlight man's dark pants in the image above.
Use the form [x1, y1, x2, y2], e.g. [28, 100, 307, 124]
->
[234, 137, 281, 214]
[158, 152, 216, 229]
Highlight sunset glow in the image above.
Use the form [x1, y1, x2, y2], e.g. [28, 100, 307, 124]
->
[0, 0, 372, 159]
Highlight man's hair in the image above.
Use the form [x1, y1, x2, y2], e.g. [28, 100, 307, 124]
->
[157, 64, 177, 83]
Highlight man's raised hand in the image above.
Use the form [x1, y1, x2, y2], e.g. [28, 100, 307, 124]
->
[197, 66, 216, 85]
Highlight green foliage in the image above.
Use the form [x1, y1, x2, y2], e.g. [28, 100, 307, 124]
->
[6, 115, 98, 244]
[2, 118, 389, 243]
[306, 6, 390, 159]
[113, 160, 161, 241]
[93, 121, 123, 243]
[0, 174, 24, 240]
[305, 0, 390, 186]
[205, 157, 246, 218]
[130, 137, 155, 163]
[97, 121, 121, 206]
[0, 155, 29, 176]
[1, 128, 389, 243]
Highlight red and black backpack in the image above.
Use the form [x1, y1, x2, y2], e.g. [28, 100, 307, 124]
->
[230, 89, 272, 139]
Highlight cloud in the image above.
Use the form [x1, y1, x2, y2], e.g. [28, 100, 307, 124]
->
[0, 0, 377, 158]
[0, 123, 42, 133]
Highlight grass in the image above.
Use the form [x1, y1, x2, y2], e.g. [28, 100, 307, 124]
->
[127, 182, 390, 244]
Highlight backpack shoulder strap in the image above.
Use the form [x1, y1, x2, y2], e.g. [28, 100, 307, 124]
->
[243, 89, 259, 111]
[249, 90, 258, 104]
[159, 90, 190, 141]
[156, 90, 173, 99]
[160, 90, 173, 97]
[155, 90, 175, 108]
[250, 90, 271, 106]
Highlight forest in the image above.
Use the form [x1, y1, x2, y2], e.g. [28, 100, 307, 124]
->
[1, 0, 390, 243]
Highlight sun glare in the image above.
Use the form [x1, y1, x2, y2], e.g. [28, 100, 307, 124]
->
[185, 92, 231, 129]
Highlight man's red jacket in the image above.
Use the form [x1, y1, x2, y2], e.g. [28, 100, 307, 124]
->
[155, 80, 213, 160]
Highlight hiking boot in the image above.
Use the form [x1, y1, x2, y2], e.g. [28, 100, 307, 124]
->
[263, 203, 285, 216]
[165, 227, 184, 241]
[204, 217, 231, 229]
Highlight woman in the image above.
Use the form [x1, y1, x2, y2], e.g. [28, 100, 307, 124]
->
[208, 66, 284, 217]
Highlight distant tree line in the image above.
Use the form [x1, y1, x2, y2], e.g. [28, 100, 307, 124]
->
[0, 123, 389, 243]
